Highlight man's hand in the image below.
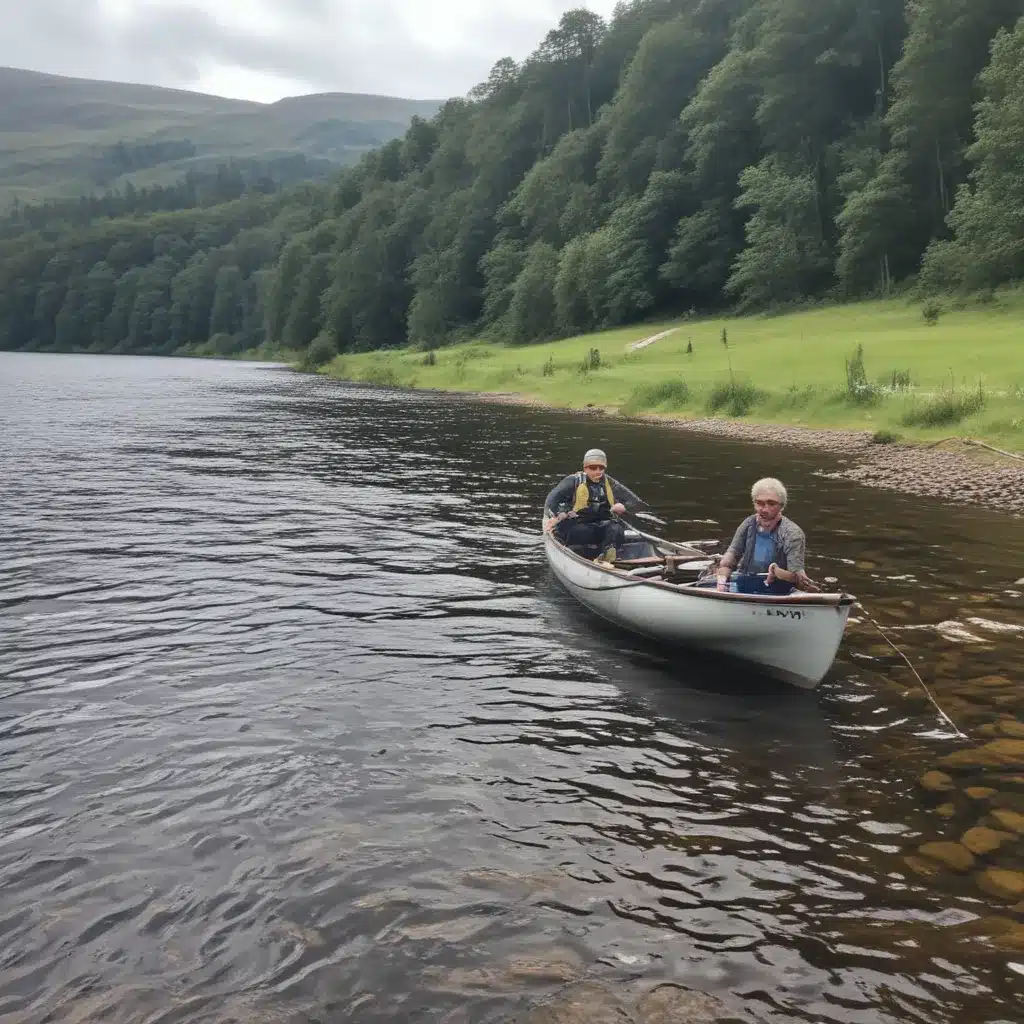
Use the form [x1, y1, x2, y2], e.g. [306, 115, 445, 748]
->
[544, 511, 574, 533]
[793, 570, 821, 592]
[611, 502, 626, 516]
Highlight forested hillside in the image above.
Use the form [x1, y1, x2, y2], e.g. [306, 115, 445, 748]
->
[2, 0, 1023, 362]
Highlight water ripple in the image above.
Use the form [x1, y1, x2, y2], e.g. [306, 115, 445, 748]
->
[1, 353, 1022, 1023]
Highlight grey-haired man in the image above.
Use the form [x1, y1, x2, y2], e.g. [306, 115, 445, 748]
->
[543, 448, 645, 563]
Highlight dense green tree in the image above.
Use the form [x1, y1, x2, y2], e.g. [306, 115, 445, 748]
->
[504, 125, 605, 247]
[264, 237, 312, 344]
[921, 16, 1024, 289]
[726, 156, 832, 307]
[598, 11, 727, 200]
[124, 257, 177, 353]
[554, 236, 594, 335]
[479, 234, 528, 329]
[79, 261, 118, 350]
[4, 0, 1024, 359]
[839, 0, 1024, 290]
[506, 242, 560, 343]
[282, 253, 332, 350]
[53, 278, 87, 351]
[209, 265, 245, 338]
[32, 254, 73, 349]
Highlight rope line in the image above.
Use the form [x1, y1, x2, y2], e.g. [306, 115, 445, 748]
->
[855, 600, 968, 740]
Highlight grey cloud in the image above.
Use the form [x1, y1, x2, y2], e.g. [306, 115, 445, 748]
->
[0, 0, 609, 100]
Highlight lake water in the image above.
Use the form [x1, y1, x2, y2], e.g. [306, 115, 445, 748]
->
[1, 352, 1022, 1023]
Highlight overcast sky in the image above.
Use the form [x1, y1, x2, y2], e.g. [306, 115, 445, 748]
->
[3, 0, 620, 103]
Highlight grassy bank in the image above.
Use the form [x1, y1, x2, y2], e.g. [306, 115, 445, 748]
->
[320, 294, 1024, 452]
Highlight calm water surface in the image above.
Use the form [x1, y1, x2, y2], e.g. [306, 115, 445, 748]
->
[1, 353, 1022, 1023]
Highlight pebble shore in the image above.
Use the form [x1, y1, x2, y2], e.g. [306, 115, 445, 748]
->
[657, 417, 1024, 517]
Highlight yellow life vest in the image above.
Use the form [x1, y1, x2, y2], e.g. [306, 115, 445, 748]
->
[573, 473, 615, 513]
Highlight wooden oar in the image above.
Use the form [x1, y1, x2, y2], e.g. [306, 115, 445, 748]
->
[632, 511, 668, 528]
[616, 515, 714, 561]
[610, 555, 667, 567]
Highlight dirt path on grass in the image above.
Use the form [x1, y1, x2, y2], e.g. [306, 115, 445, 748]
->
[472, 392, 1024, 517]
[626, 326, 681, 352]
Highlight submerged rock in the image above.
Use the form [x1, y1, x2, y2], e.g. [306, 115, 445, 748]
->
[939, 739, 1024, 770]
[903, 854, 941, 878]
[919, 770, 955, 793]
[514, 982, 632, 1024]
[977, 868, 1024, 901]
[513, 981, 739, 1024]
[634, 985, 731, 1024]
[990, 808, 1024, 834]
[504, 953, 586, 985]
[961, 826, 1014, 856]
[966, 787, 997, 800]
[431, 949, 585, 995]
[918, 841, 975, 872]
[965, 675, 1017, 694]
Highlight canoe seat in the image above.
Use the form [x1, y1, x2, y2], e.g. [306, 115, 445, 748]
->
[567, 540, 652, 561]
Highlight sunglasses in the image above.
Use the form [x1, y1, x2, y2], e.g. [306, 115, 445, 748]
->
[584, 464, 606, 471]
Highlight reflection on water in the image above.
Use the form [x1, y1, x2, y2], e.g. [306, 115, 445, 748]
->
[0, 352, 1022, 1024]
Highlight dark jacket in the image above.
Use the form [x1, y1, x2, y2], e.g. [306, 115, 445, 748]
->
[545, 472, 644, 523]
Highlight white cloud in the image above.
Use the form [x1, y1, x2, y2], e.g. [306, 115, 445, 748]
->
[0, 0, 620, 101]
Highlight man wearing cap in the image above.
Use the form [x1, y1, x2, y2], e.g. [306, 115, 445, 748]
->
[543, 449, 646, 564]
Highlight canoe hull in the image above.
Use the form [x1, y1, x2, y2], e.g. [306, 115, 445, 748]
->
[543, 530, 853, 690]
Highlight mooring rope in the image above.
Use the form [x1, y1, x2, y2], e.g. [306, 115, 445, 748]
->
[854, 600, 968, 740]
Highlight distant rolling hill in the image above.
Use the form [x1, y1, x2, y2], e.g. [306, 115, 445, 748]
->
[0, 66, 443, 207]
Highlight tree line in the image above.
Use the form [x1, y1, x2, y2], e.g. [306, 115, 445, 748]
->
[2, 0, 1023, 362]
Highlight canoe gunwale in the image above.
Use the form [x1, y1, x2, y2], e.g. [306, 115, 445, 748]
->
[542, 528, 856, 610]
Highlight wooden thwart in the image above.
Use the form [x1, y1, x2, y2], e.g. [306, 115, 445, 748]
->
[610, 555, 666, 567]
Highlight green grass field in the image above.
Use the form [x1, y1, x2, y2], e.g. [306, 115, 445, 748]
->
[322, 293, 1024, 452]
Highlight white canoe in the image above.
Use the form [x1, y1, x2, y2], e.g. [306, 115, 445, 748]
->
[542, 519, 855, 690]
